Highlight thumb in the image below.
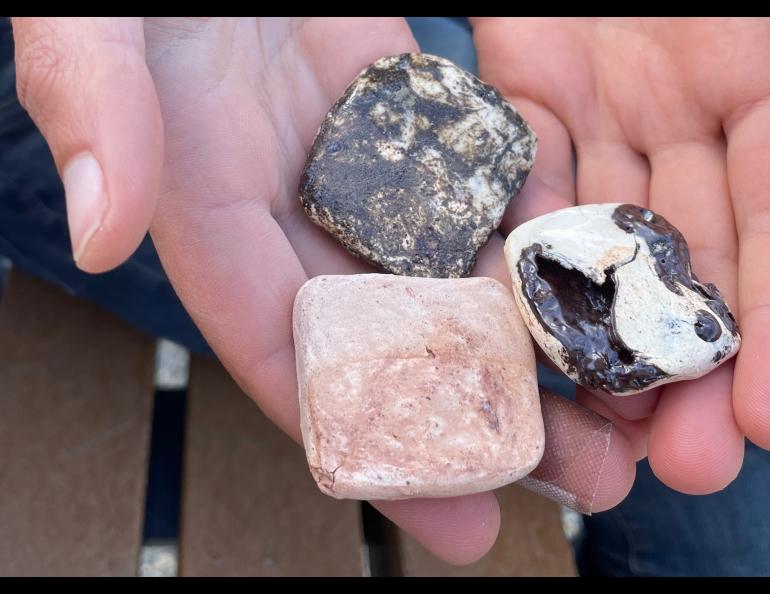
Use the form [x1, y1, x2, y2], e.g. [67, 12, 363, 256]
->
[12, 17, 163, 273]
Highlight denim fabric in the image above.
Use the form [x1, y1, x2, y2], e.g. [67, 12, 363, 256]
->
[2, 16, 770, 576]
[406, 16, 478, 73]
[577, 446, 770, 576]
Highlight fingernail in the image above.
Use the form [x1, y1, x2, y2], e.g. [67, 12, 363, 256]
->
[62, 152, 108, 265]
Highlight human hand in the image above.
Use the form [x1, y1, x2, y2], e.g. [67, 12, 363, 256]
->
[12, 16, 637, 564]
[472, 16, 770, 495]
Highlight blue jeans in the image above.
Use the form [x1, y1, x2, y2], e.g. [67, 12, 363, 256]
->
[1, 16, 769, 576]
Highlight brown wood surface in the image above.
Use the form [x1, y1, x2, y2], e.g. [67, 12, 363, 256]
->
[0, 270, 156, 576]
[398, 484, 577, 576]
[178, 356, 364, 576]
[0, 269, 577, 576]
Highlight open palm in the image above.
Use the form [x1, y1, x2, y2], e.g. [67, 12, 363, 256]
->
[144, 17, 538, 563]
[473, 16, 770, 495]
[138, 17, 639, 561]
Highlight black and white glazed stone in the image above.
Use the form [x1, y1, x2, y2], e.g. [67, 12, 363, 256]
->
[504, 203, 741, 396]
[299, 53, 536, 278]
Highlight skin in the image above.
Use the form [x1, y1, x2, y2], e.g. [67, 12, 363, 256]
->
[9, 16, 770, 563]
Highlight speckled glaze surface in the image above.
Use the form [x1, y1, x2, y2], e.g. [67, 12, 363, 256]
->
[505, 203, 741, 396]
[293, 274, 544, 500]
[300, 53, 536, 278]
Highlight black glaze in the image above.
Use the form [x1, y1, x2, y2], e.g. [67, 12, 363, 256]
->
[299, 53, 535, 278]
[695, 310, 722, 342]
[518, 244, 668, 395]
[612, 204, 739, 341]
[612, 204, 691, 296]
[702, 291, 739, 339]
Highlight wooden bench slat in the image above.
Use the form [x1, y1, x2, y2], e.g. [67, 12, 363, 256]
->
[398, 484, 577, 576]
[0, 270, 156, 576]
[178, 356, 364, 576]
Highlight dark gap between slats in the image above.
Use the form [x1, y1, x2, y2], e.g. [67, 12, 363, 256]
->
[360, 501, 403, 576]
[141, 387, 187, 543]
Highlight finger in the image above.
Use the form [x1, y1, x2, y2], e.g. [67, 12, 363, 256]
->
[725, 100, 770, 449]
[641, 138, 744, 492]
[649, 363, 744, 494]
[373, 493, 500, 566]
[576, 389, 650, 461]
[647, 139, 742, 488]
[575, 137, 650, 206]
[12, 17, 163, 273]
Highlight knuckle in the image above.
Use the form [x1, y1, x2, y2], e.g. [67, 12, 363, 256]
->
[14, 22, 74, 116]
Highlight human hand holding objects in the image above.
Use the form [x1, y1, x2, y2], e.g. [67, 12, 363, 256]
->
[12, 16, 752, 564]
